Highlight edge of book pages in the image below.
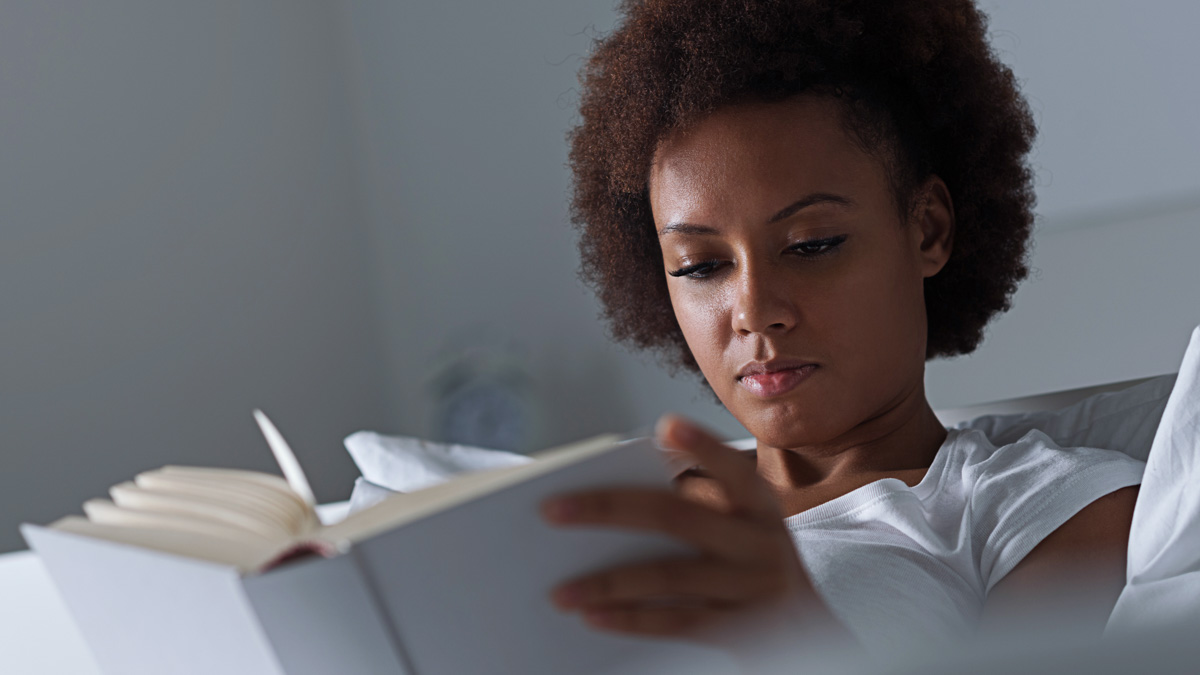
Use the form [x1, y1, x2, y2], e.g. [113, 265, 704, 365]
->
[45, 433, 628, 573]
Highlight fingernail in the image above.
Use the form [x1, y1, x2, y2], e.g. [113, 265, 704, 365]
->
[654, 415, 675, 439]
[541, 498, 578, 523]
[668, 416, 701, 444]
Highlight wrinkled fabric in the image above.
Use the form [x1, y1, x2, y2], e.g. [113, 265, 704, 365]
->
[1108, 326, 1200, 633]
[344, 431, 532, 512]
[784, 428, 1143, 653]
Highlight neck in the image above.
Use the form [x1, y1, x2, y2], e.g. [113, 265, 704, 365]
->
[754, 379, 947, 491]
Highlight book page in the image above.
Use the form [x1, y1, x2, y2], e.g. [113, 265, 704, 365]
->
[50, 465, 318, 572]
[108, 482, 295, 540]
[50, 516, 284, 572]
[134, 468, 316, 534]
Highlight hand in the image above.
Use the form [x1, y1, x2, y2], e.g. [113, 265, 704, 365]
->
[540, 415, 838, 644]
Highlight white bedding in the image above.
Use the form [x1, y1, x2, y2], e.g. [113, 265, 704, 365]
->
[1107, 325, 1200, 633]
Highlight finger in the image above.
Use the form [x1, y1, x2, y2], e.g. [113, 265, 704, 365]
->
[553, 557, 782, 609]
[582, 604, 722, 638]
[541, 488, 777, 562]
[656, 415, 778, 519]
[673, 468, 735, 513]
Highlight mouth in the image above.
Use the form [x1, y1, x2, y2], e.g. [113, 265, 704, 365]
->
[736, 360, 818, 398]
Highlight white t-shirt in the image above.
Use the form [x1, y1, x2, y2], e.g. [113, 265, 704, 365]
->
[782, 427, 1145, 652]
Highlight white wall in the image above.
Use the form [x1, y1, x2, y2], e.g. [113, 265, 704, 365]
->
[0, 1, 390, 552]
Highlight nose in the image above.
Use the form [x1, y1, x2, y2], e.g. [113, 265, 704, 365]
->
[730, 262, 798, 337]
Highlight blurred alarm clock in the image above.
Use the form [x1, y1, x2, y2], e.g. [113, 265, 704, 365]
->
[428, 341, 541, 453]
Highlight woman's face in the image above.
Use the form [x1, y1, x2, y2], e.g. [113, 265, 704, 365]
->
[649, 95, 953, 449]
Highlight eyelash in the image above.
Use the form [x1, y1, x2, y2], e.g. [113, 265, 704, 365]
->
[667, 234, 849, 279]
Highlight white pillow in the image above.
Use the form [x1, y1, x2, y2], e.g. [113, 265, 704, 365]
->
[954, 373, 1177, 462]
[343, 431, 531, 512]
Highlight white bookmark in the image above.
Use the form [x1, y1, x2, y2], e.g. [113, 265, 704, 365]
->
[253, 409, 318, 509]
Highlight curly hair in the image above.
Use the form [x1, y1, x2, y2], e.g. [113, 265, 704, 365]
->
[569, 0, 1037, 375]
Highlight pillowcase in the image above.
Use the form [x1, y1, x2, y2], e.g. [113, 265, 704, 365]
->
[953, 373, 1177, 462]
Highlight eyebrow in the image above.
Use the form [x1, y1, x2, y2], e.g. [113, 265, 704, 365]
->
[657, 192, 855, 237]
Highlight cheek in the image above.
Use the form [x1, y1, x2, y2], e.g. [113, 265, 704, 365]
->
[822, 247, 929, 387]
[667, 282, 732, 371]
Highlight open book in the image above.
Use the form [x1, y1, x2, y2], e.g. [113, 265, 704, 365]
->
[25, 413, 721, 675]
[47, 416, 625, 573]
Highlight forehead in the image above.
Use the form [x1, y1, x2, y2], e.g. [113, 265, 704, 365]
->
[649, 96, 889, 214]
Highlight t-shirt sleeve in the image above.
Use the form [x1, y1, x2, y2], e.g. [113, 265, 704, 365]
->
[970, 429, 1145, 593]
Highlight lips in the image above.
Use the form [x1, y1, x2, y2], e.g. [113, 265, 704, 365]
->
[736, 359, 818, 398]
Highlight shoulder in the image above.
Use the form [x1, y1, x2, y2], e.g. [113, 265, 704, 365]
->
[947, 429, 1144, 591]
[1000, 484, 1139, 577]
[982, 484, 1138, 632]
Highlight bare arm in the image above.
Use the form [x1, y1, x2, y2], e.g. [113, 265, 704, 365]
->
[981, 485, 1138, 634]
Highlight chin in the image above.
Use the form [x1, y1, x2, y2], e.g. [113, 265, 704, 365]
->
[747, 425, 832, 451]
[726, 395, 843, 449]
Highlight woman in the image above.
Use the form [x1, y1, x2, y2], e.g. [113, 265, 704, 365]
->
[539, 0, 1144, 656]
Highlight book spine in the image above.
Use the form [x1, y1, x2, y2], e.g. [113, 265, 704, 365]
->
[241, 550, 413, 675]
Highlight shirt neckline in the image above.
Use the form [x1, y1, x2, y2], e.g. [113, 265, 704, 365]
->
[774, 427, 963, 528]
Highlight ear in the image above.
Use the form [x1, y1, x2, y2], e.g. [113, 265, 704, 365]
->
[909, 175, 955, 278]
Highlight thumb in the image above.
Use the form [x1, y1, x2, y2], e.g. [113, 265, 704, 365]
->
[655, 415, 777, 518]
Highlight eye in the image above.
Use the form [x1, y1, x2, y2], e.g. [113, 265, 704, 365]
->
[786, 234, 848, 257]
[667, 260, 723, 279]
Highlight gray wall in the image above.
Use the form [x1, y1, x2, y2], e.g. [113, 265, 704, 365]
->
[0, 1, 390, 552]
[335, 0, 747, 449]
[925, 204, 1200, 408]
[979, 0, 1200, 222]
[927, 0, 1200, 406]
